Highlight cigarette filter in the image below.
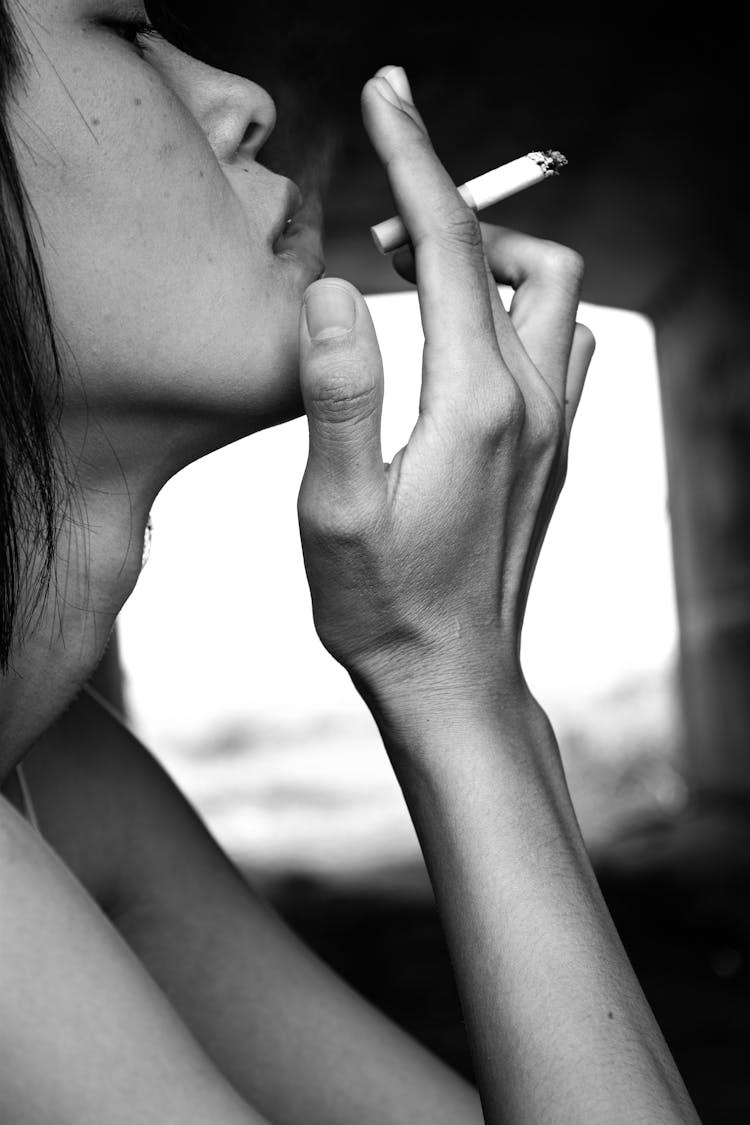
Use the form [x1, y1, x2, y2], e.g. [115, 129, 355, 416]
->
[371, 150, 567, 254]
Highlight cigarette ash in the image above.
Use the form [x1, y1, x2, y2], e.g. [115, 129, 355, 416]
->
[528, 150, 568, 176]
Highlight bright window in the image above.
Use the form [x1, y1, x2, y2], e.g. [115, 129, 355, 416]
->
[117, 292, 681, 873]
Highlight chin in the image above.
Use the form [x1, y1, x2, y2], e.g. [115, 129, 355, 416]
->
[196, 369, 306, 454]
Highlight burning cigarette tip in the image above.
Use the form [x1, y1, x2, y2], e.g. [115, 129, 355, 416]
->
[527, 149, 568, 176]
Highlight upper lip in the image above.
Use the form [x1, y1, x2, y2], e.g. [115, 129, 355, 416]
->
[270, 180, 304, 248]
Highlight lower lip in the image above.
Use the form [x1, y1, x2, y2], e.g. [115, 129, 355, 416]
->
[274, 222, 325, 282]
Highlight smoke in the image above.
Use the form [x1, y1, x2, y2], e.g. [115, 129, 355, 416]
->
[144, 2, 346, 238]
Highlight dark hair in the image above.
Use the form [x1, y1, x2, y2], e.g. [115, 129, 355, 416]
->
[0, 0, 64, 671]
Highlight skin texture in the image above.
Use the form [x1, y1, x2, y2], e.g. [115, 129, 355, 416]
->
[2, 0, 324, 760]
[12, 0, 322, 429]
[0, 5, 702, 1120]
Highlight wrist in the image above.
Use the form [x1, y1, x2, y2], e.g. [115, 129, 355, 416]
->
[351, 633, 526, 712]
[366, 676, 585, 881]
[353, 653, 557, 778]
[353, 660, 519, 733]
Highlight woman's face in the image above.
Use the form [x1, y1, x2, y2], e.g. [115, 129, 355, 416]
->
[8, 0, 325, 435]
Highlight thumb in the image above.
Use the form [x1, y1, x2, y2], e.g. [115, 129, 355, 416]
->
[299, 279, 386, 504]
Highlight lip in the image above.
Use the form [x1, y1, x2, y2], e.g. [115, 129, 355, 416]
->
[270, 180, 304, 249]
[271, 181, 326, 282]
[276, 222, 326, 280]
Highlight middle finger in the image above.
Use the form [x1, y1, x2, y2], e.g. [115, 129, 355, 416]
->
[481, 223, 586, 406]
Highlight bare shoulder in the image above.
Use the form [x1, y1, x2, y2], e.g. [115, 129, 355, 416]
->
[20, 684, 213, 913]
[21, 686, 484, 1125]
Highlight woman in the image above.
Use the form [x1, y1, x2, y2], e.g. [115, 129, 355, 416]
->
[0, 0, 700, 1120]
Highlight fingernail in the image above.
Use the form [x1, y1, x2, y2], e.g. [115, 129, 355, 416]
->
[381, 65, 413, 104]
[304, 282, 356, 342]
[375, 75, 401, 109]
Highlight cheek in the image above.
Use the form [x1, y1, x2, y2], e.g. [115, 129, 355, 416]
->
[47, 238, 303, 416]
[51, 231, 305, 423]
[11, 45, 305, 418]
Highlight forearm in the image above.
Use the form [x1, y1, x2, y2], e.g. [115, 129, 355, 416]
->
[297, 70, 696, 1121]
[372, 688, 700, 1125]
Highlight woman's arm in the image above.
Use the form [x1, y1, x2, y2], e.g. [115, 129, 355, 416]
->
[23, 685, 483, 1125]
[373, 694, 697, 1125]
[294, 67, 701, 1124]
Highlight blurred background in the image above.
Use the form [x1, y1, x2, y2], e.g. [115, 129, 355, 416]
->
[118, 295, 679, 872]
[104, 4, 750, 1121]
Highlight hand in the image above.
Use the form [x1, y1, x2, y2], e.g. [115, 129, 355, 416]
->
[297, 67, 595, 713]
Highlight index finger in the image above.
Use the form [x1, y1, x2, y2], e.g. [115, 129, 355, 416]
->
[362, 71, 503, 402]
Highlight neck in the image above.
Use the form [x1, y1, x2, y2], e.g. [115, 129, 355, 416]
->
[0, 413, 176, 776]
[0, 392, 278, 776]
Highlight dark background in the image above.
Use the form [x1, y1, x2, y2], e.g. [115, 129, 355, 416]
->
[215, 2, 746, 314]
[146, 2, 746, 311]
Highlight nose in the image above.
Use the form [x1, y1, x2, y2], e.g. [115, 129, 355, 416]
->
[194, 67, 277, 162]
[153, 43, 277, 163]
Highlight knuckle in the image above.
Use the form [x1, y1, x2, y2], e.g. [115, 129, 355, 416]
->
[477, 379, 565, 459]
[538, 241, 586, 287]
[421, 200, 484, 254]
[499, 380, 527, 431]
[477, 378, 527, 445]
[509, 370, 559, 432]
[307, 379, 380, 426]
[445, 206, 483, 249]
[298, 484, 368, 543]
[531, 394, 564, 451]
[308, 511, 365, 548]
[296, 491, 320, 538]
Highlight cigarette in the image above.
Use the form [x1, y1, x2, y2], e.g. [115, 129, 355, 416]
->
[370, 150, 568, 254]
